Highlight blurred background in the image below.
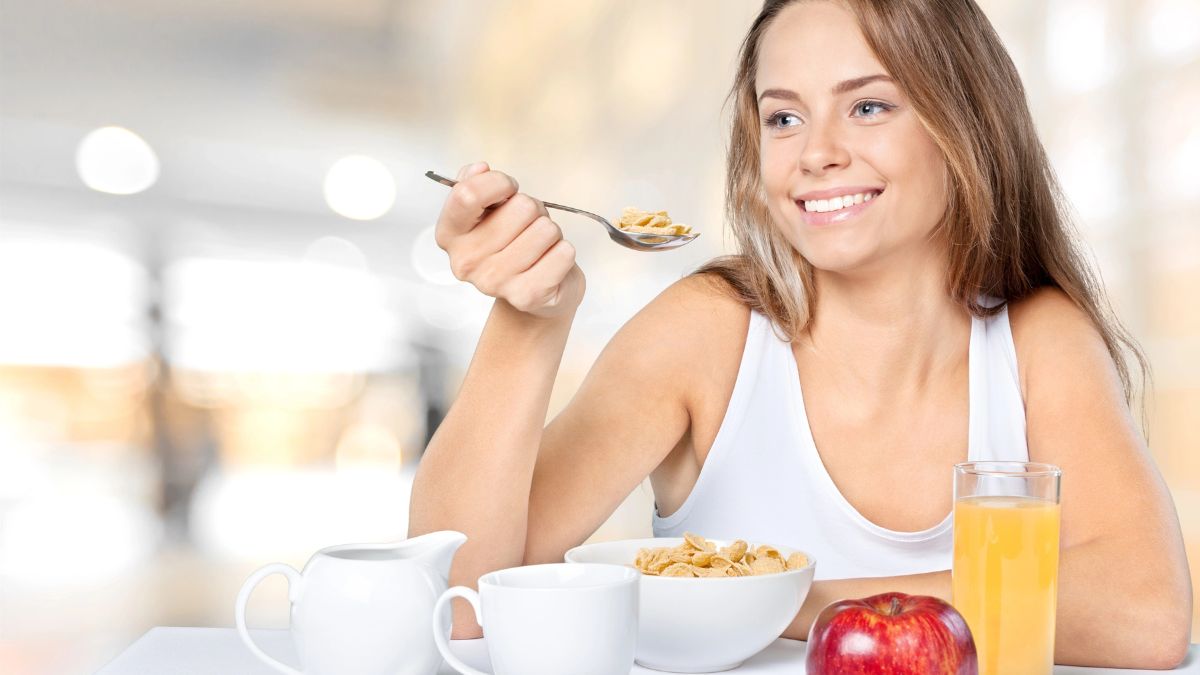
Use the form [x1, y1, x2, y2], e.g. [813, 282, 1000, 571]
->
[0, 0, 1196, 672]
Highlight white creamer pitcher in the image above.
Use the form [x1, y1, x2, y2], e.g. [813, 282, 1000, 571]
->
[236, 530, 467, 675]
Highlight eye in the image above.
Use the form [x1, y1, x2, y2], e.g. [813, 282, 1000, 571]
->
[853, 100, 893, 118]
[762, 111, 802, 130]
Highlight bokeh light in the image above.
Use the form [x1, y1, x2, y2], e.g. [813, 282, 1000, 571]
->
[322, 155, 396, 220]
[75, 126, 160, 195]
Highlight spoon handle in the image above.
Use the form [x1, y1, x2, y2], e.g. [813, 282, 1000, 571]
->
[424, 171, 596, 222]
[423, 170, 458, 189]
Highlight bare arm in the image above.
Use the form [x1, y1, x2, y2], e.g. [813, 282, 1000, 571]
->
[407, 162, 588, 637]
[407, 299, 577, 632]
[411, 278, 720, 638]
[1013, 289, 1191, 668]
[521, 276, 739, 565]
[409, 165, 724, 638]
[781, 571, 952, 641]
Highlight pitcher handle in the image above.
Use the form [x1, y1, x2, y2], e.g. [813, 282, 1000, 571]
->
[432, 586, 490, 675]
[235, 563, 304, 675]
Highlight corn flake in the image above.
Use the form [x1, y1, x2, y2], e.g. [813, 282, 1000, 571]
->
[616, 207, 693, 236]
[631, 532, 808, 578]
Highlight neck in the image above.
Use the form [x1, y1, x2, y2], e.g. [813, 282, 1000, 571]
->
[801, 247, 969, 393]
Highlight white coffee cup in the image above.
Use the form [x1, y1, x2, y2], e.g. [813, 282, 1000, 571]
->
[432, 563, 639, 675]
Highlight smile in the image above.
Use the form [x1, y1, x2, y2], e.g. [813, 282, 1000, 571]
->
[795, 189, 883, 226]
[802, 190, 883, 213]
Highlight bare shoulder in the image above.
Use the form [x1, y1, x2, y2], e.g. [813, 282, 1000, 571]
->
[613, 272, 750, 357]
[1007, 286, 1117, 397]
[1008, 286, 1101, 347]
[601, 272, 751, 405]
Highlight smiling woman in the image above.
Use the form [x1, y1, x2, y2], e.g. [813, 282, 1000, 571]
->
[408, 0, 1192, 670]
[706, 0, 1145, 401]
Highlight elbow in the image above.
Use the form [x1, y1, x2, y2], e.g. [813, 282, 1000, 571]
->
[1152, 620, 1192, 670]
[1141, 635, 1190, 671]
[1125, 603, 1192, 669]
[1118, 557, 1193, 669]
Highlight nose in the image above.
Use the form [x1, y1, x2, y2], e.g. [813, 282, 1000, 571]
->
[798, 118, 850, 177]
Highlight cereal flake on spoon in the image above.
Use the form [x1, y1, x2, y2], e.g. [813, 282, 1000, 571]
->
[617, 207, 694, 237]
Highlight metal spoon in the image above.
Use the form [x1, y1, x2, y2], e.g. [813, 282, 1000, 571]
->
[425, 171, 699, 252]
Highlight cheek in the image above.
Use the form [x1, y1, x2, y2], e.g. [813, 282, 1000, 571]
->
[759, 141, 792, 197]
[907, 155, 951, 236]
[904, 132, 948, 199]
[875, 125, 950, 233]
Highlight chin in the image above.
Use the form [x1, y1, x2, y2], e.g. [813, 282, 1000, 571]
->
[793, 236, 882, 275]
[804, 254, 876, 275]
[771, 209, 878, 274]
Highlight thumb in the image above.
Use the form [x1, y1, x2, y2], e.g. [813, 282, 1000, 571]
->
[456, 161, 490, 181]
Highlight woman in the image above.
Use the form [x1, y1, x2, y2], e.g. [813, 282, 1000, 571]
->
[408, 0, 1192, 666]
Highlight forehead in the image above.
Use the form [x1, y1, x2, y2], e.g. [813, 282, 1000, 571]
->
[756, 1, 887, 92]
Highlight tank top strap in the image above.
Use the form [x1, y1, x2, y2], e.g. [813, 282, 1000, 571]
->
[967, 299, 1028, 462]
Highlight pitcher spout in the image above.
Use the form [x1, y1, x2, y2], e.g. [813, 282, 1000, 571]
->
[404, 530, 468, 579]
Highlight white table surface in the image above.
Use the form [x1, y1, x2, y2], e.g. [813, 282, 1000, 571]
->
[96, 627, 1199, 674]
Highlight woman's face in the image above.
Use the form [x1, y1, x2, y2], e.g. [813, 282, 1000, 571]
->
[756, 0, 950, 276]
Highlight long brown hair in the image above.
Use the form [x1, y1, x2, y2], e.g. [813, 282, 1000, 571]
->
[695, 0, 1148, 402]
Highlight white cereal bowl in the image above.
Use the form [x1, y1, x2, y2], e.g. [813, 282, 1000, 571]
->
[564, 537, 816, 673]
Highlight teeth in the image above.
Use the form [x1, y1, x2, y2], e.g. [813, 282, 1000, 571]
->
[803, 191, 880, 213]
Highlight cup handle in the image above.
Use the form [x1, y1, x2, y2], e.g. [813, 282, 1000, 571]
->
[235, 563, 304, 675]
[432, 586, 491, 675]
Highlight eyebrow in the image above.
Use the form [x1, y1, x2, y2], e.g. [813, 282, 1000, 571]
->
[758, 74, 894, 104]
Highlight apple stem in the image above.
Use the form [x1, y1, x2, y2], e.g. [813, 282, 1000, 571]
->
[890, 597, 901, 616]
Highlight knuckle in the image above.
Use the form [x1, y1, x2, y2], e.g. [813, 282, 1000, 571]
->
[544, 239, 574, 266]
[473, 265, 503, 298]
[449, 252, 477, 282]
[508, 193, 538, 220]
[532, 215, 561, 241]
[474, 278, 497, 297]
[493, 173, 519, 200]
[433, 223, 455, 251]
[451, 182, 479, 210]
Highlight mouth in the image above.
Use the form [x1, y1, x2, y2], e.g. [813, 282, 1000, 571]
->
[793, 188, 884, 226]
[797, 188, 884, 213]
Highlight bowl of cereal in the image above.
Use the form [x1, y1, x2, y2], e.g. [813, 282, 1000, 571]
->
[564, 532, 816, 673]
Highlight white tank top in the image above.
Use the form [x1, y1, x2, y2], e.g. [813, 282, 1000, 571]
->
[652, 304, 1028, 580]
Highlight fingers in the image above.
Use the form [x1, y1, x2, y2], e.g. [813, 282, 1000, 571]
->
[502, 240, 578, 314]
[499, 214, 563, 274]
[432, 162, 583, 318]
[460, 192, 550, 260]
[467, 215, 564, 296]
[436, 164, 519, 243]
[456, 161, 489, 181]
[443, 190, 553, 290]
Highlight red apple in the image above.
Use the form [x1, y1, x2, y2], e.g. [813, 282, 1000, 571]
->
[806, 592, 977, 675]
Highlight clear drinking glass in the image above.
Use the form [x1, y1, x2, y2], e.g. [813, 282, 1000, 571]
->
[952, 461, 1062, 674]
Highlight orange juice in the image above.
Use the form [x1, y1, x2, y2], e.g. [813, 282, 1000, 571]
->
[952, 495, 1061, 674]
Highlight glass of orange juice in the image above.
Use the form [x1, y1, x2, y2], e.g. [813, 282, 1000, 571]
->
[952, 461, 1062, 675]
